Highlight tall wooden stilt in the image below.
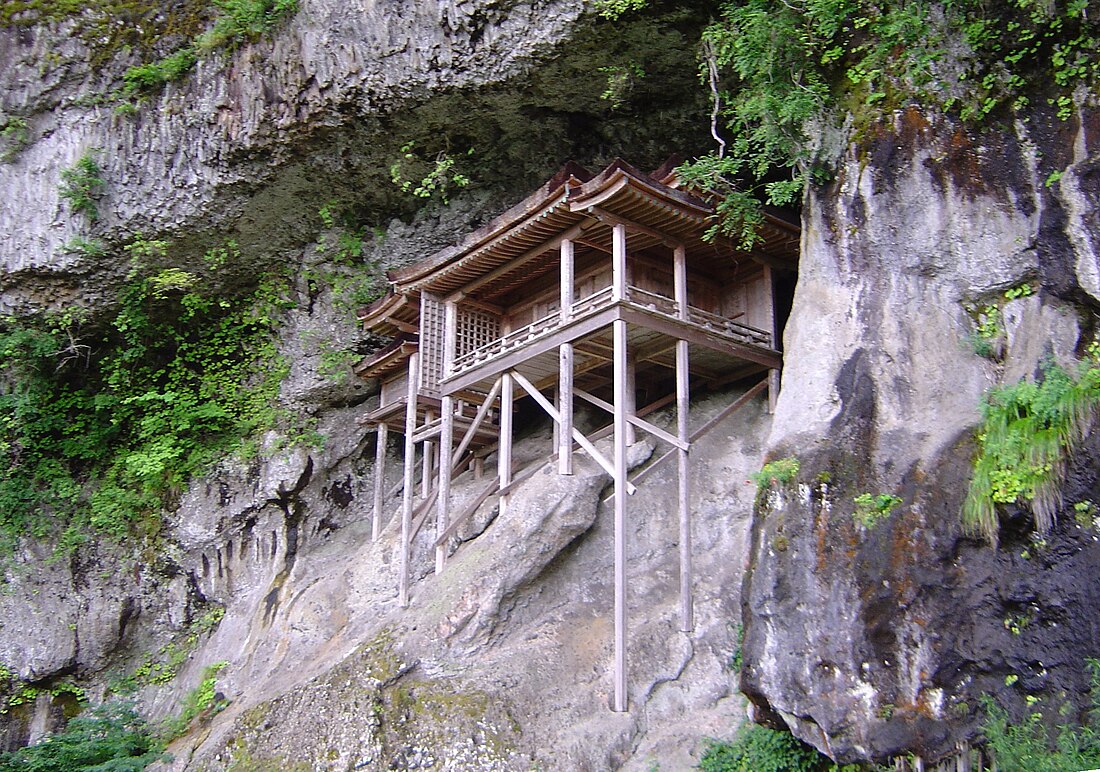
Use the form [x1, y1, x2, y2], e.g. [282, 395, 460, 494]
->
[763, 264, 780, 414]
[625, 352, 637, 445]
[676, 339, 692, 632]
[371, 422, 388, 541]
[499, 372, 514, 518]
[552, 384, 560, 462]
[673, 243, 693, 632]
[560, 237, 575, 475]
[559, 345, 574, 474]
[421, 408, 435, 498]
[399, 353, 420, 608]
[435, 395, 453, 574]
[612, 317, 628, 712]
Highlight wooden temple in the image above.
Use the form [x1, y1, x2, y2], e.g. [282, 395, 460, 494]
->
[355, 159, 799, 711]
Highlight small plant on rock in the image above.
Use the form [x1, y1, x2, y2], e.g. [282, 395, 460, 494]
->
[751, 457, 800, 491]
[59, 153, 105, 222]
[852, 493, 902, 530]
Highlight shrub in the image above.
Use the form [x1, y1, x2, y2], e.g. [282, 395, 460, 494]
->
[195, 0, 299, 51]
[751, 457, 800, 491]
[0, 701, 164, 771]
[0, 256, 292, 548]
[160, 662, 228, 739]
[852, 493, 902, 530]
[58, 154, 104, 222]
[699, 725, 827, 772]
[981, 660, 1100, 772]
[121, 48, 197, 97]
[963, 359, 1100, 542]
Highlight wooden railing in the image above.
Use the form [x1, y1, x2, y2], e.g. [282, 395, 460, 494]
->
[448, 284, 773, 378]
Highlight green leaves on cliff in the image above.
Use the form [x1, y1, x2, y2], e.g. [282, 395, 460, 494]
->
[120, 0, 298, 97]
[963, 357, 1100, 543]
[0, 256, 291, 549]
[0, 701, 164, 771]
[58, 154, 104, 222]
[669, 0, 1100, 246]
[699, 725, 846, 772]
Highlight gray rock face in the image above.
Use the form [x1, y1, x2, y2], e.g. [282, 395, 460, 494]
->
[0, 0, 709, 314]
[742, 106, 1100, 764]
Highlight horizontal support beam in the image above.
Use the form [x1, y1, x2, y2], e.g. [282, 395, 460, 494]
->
[587, 206, 685, 250]
[442, 307, 619, 394]
[619, 306, 782, 369]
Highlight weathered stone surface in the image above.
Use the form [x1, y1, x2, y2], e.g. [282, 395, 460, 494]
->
[743, 107, 1100, 764]
[149, 385, 768, 770]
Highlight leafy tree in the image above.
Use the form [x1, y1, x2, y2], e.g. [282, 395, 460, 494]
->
[0, 701, 164, 771]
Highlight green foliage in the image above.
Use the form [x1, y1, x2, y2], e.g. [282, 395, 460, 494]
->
[0, 116, 29, 162]
[590, 0, 646, 19]
[119, 0, 297, 97]
[0, 700, 164, 771]
[195, 0, 298, 51]
[599, 63, 645, 109]
[677, 0, 1100, 246]
[1073, 500, 1097, 528]
[58, 155, 105, 222]
[699, 726, 829, 772]
[751, 457, 800, 491]
[963, 359, 1100, 542]
[202, 241, 239, 272]
[0, 667, 87, 717]
[159, 662, 228, 739]
[852, 493, 902, 529]
[121, 48, 197, 97]
[980, 659, 1100, 772]
[0, 244, 292, 549]
[1005, 283, 1035, 301]
[61, 238, 106, 258]
[389, 143, 473, 203]
[110, 605, 225, 695]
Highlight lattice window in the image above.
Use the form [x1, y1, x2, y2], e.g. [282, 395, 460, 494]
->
[419, 292, 446, 395]
[455, 306, 500, 360]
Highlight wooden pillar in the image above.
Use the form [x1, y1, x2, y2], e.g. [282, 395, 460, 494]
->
[371, 422, 388, 541]
[612, 317, 628, 712]
[673, 243, 692, 631]
[436, 298, 457, 573]
[763, 264, 780, 414]
[559, 238, 574, 475]
[625, 353, 637, 445]
[499, 372, 514, 517]
[611, 223, 627, 302]
[435, 395, 453, 574]
[676, 338, 692, 632]
[399, 352, 419, 608]
[421, 408, 435, 498]
[956, 741, 971, 772]
[673, 245, 688, 322]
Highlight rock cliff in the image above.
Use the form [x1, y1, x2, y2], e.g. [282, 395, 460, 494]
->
[744, 107, 1100, 763]
[2, 0, 1099, 769]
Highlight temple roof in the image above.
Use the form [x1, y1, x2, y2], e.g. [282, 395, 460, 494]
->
[359, 158, 800, 331]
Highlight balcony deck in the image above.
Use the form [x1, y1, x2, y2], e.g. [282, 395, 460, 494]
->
[442, 284, 780, 396]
